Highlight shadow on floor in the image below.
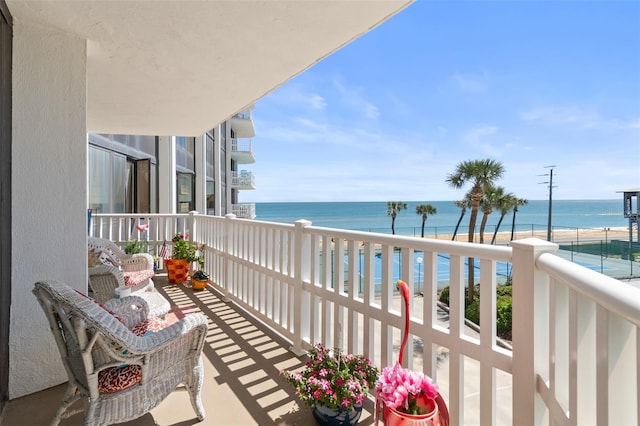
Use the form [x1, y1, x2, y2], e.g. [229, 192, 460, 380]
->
[2, 275, 377, 425]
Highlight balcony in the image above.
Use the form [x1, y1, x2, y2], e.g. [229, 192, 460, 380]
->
[45, 212, 637, 425]
[232, 203, 256, 219]
[231, 170, 256, 190]
[230, 138, 256, 164]
[230, 109, 255, 138]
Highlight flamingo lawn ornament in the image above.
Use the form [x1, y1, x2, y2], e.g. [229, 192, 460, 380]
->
[374, 280, 448, 426]
[396, 279, 411, 366]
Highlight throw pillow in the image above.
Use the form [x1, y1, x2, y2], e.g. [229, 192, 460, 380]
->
[88, 248, 102, 267]
[98, 365, 142, 393]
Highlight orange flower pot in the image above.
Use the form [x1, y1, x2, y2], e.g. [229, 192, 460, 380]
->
[164, 259, 189, 284]
[382, 397, 440, 426]
[191, 279, 208, 290]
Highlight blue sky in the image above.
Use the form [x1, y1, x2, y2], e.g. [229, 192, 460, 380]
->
[246, 1, 640, 203]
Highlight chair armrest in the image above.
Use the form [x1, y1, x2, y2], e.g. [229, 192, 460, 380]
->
[131, 313, 209, 354]
[104, 295, 150, 328]
[88, 265, 125, 303]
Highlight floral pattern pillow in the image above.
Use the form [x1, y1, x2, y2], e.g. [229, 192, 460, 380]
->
[88, 248, 119, 268]
[97, 316, 169, 393]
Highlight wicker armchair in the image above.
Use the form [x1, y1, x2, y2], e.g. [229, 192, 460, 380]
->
[88, 236, 154, 273]
[88, 236, 156, 302]
[87, 264, 171, 317]
[33, 280, 208, 426]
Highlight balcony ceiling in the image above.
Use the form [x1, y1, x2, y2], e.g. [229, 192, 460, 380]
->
[7, 0, 413, 137]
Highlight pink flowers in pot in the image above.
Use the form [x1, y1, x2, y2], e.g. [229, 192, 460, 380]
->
[281, 343, 379, 410]
[376, 362, 438, 416]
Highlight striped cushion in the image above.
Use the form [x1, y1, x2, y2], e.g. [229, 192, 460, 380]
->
[123, 269, 155, 287]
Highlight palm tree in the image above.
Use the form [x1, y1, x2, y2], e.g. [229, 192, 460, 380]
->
[490, 191, 517, 245]
[451, 197, 471, 241]
[478, 186, 504, 244]
[415, 204, 437, 238]
[510, 198, 529, 241]
[446, 158, 505, 303]
[386, 201, 407, 235]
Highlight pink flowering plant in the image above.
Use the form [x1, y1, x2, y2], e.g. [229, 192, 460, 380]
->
[281, 343, 379, 410]
[376, 363, 439, 415]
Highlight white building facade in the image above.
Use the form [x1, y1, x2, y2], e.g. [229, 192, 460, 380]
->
[87, 110, 256, 219]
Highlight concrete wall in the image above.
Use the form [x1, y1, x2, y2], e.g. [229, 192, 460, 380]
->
[158, 136, 176, 214]
[10, 19, 87, 398]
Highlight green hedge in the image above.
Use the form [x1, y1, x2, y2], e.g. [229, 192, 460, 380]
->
[438, 283, 512, 340]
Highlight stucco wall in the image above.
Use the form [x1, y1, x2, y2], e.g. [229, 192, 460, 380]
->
[10, 19, 87, 399]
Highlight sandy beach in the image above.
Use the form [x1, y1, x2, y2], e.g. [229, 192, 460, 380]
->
[428, 226, 633, 245]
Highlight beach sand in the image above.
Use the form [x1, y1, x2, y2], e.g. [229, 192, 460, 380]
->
[428, 226, 633, 244]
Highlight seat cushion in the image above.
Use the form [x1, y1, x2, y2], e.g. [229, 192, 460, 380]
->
[130, 317, 168, 336]
[97, 316, 169, 393]
[123, 269, 155, 287]
[98, 365, 142, 393]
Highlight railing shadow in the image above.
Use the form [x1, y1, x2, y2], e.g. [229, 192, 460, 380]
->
[155, 275, 377, 425]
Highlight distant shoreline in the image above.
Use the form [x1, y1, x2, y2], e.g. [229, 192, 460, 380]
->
[427, 226, 632, 244]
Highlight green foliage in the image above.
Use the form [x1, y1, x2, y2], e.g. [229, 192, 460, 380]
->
[496, 296, 512, 337]
[438, 286, 450, 305]
[191, 270, 209, 280]
[439, 283, 513, 340]
[496, 283, 512, 297]
[171, 233, 205, 265]
[465, 298, 480, 325]
[124, 240, 146, 254]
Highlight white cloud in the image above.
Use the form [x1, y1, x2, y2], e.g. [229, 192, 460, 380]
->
[266, 83, 327, 110]
[449, 72, 489, 94]
[520, 106, 639, 130]
[627, 117, 640, 129]
[331, 75, 380, 120]
[463, 125, 498, 144]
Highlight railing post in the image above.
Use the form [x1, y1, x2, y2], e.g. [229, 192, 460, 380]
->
[188, 211, 198, 243]
[291, 219, 312, 356]
[510, 238, 558, 426]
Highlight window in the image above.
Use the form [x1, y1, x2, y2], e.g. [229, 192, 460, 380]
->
[177, 172, 194, 213]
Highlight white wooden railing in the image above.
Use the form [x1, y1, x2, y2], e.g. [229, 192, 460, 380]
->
[90, 212, 640, 425]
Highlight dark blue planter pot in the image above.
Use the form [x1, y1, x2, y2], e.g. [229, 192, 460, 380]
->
[312, 403, 362, 426]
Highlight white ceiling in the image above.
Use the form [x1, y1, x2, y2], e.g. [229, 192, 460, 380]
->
[7, 0, 413, 136]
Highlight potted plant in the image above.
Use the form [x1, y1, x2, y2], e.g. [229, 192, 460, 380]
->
[164, 233, 204, 284]
[281, 343, 379, 426]
[190, 269, 209, 290]
[375, 363, 441, 425]
[374, 280, 444, 425]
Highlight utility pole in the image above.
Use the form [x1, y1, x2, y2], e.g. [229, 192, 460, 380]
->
[538, 165, 556, 242]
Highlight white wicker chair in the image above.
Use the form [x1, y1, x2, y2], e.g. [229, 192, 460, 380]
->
[88, 236, 155, 272]
[87, 236, 162, 308]
[87, 264, 171, 317]
[33, 280, 208, 426]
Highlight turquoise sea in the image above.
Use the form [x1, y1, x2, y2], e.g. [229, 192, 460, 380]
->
[254, 199, 629, 237]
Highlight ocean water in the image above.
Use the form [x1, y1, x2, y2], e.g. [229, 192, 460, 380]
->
[254, 199, 629, 236]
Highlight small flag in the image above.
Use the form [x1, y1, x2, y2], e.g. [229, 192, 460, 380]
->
[159, 240, 169, 259]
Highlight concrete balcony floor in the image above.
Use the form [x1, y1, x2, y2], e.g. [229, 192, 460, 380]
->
[2, 274, 378, 426]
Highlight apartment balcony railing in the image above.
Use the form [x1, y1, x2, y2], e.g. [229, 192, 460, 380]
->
[90, 212, 640, 425]
[230, 138, 256, 164]
[230, 109, 255, 138]
[232, 203, 256, 219]
[231, 170, 255, 190]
